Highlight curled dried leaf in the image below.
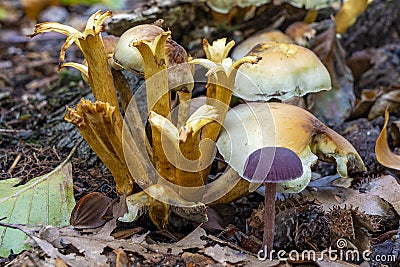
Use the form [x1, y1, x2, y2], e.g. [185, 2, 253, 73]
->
[70, 192, 112, 229]
[375, 109, 400, 170]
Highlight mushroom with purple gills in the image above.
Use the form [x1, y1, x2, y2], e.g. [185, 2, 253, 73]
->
[243, 146, 303, 255]
[215, 102, 366, 255]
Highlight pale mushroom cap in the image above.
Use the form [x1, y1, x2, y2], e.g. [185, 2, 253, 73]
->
[113, 24, 163, 73]
[113, 24, 193, 91]
[234, 41, 331, 101]
[216, 102, 365, 192]
[231, 30, 293, 60]
[281, 0, 340, 9]
[206, 0, 271, 14]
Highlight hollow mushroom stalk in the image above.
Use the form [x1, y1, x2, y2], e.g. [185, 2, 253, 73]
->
[243, 147, 303, 255]
[191, 38, 260, 182]
[29, 11, 146, 195]
[29, 10, 119, 111]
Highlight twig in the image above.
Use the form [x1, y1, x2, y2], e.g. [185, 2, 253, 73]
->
[7, 153, 22, 174]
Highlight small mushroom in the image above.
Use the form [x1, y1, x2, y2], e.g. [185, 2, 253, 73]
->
[234, 41, 331, 102]
[243, 147, 303, 255]
[112, 24, 193, 92]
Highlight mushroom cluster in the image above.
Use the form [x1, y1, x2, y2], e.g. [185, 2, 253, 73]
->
[29, 10, 366, 258]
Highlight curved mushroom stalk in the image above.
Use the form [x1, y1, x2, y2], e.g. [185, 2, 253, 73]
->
[148, 104, 219, 199]
[214, 102, 365, 203]
[191, 51, 260, 182]
[243, 147, 303, 255]
[29, 10, 119, 111]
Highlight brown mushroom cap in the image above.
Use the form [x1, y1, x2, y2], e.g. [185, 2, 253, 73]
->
[113, 25, 164, 73]
[113, 24, 188, 74]
[112, 24, 193, 91]
[234, 41, 331, 101]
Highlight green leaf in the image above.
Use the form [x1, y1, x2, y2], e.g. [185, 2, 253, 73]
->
[0, 162, 75, 257]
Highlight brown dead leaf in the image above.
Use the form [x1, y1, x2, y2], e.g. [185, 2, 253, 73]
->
[181, 252, 216, 266]
[202, 207, 224, 233]
[349, 89, 381, 120]
[148, 226, 207, 255]
[346, 50, 375, 81]
[304, 181, 390, 216]
[70, 192, 112, 229]
[309, 21, 355, 126]
[368, 90, 400, 120]
[375, 109, 400, 170]
[54, 257, 68, 267]
[204, 244, 247, 264]
[316, 258, 360, 267]
[369, 175, 400, 215]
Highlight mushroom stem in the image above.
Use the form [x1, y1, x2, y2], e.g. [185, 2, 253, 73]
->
[263, 182, 276, 257]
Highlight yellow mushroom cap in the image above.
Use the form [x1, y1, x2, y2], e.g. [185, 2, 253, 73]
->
[231, 30, 293, 60]
[234, 41, 331, 101]
[216, 102, 365, 193]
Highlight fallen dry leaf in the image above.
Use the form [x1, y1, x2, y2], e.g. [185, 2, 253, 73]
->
[368, 90, 400, 120]
[204, 244, 247, 264]
[349, 89, 381, 120]
[368, 175, 400, 215]
[375, 109, 400, 170]
[305, 176, 390, 216]
[70, 192, 112, 229]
